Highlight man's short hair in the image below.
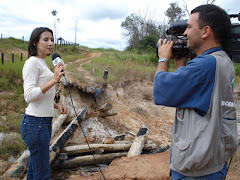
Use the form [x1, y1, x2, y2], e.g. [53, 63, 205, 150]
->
[191, 4, 231, 44]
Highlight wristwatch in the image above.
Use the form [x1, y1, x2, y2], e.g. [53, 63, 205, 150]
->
[158, 57, 169, 63]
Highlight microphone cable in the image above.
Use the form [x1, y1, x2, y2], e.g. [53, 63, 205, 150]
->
[62, 75, 106, 180]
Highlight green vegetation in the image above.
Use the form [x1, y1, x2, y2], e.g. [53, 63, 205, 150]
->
[83, 51, 156, 84]
[0, 134, 26, 160]
[0, 37, 240, 174]
[234, 63, 240, 85]
[0, 38, 88, 163]
[0, 37, 27, 51]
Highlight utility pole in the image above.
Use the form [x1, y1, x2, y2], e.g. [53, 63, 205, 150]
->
[75, 20, 77, 45]
[57, 18, 60, 48]
[51, 10, 57, 51]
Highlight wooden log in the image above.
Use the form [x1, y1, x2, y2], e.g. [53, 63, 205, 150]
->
[113, 134, 126, 141]
[97, 103, 112, 112]
[52, 152, 127, 169]
[152, 145, 170, 154]
[62, 143, 156, 155]
[103, 70, 108, 88]
[4, 150, 29, 178]
[114, 141, 132, 144]
[49, 108, 88, 164]
[97, 109, 117, 118]
[56, 153, 68, 160]
[80, 164, 108, 173]
[51, 112, 69, 138]
[94, 148, 105, 154]
[102, 137, 115, 144]
[103, 70, 108, 82]
[127, 125, 149, 157]
[4, 112, 69, 178]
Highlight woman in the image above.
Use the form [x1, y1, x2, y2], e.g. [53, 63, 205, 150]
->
[21, 27, 68, 180]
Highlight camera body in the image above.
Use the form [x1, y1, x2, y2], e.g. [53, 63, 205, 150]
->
[156, 13, 240, 62]
[223, 14, 240, 63]
[156, 20, 194, 59]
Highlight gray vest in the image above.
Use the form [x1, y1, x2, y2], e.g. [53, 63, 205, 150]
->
[170, 50, 238, 176]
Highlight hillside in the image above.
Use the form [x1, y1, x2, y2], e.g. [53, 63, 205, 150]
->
[51, 52, 240, 180]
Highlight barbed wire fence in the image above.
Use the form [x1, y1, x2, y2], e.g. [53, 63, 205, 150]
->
[0, 33, 79, 65]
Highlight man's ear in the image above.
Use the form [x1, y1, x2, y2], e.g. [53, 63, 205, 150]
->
[202, 26, 211, 39]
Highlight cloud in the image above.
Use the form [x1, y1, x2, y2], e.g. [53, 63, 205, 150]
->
[0, 0, 239, 50]
[81, 6, 128, 21]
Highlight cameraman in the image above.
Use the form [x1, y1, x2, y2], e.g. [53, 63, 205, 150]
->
[153, 4, 238, 180]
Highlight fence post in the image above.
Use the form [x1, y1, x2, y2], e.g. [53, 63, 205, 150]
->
[12, 53, 14, 63]
[1, 53, 3, 64]
[21, 53, 23, 61]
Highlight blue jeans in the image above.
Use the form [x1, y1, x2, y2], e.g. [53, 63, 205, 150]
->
[21, 114, 52, 180]
[180, 178, 206, 180]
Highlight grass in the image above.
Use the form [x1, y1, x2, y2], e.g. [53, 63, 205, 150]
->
[0, 60, 25, 81]
[0, 38, 88, 163]
[82, 52, 158, 84]
[0, 37, 240, 176]
[0, 134, 26, 160]
[65, 61, 88, 83]
[82, 50, 188, 85]
[234, 63, 240, 86]
[0, 37, 27, 51]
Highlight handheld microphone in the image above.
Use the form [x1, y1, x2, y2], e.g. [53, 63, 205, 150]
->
[52, 53, 64, 66]
[52, 53, 65, 76]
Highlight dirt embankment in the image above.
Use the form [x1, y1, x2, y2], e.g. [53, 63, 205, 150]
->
[50, 52, 240, 180]
[49, 52, 174, 180]
[22, 52, 239, 180]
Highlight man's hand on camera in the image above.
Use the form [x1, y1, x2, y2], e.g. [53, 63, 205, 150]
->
[155, 39, 174, 75]
[158, 39, 174, 61]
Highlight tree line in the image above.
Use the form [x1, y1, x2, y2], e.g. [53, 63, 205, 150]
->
[121, 1, 215, 52]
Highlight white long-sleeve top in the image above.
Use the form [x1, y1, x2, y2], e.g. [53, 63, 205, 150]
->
[23, 56, 55, 117]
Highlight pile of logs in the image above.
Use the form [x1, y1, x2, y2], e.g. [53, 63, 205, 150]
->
[52, 125, 155, 169]
[4, 106, 157, 179]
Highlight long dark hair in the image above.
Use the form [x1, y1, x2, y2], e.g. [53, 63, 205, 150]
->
[28, 27, 53, 56]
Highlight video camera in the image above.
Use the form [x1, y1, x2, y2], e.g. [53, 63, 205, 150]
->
[156, 13, 240, 62]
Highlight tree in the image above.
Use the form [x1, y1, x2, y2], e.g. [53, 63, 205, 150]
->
[182, 0, 216, 18]
[165, 2, 185, 23]
[139, 34, 158, 52]
[121, 11, 167, 51]
[206, 0, 216, 4]
[121, 13, 143, 49]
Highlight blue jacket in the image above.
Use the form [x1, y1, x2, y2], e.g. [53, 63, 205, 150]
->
[153, 47, 238, 177]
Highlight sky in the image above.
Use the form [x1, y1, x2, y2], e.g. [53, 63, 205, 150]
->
[0, 0, 239, 51]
